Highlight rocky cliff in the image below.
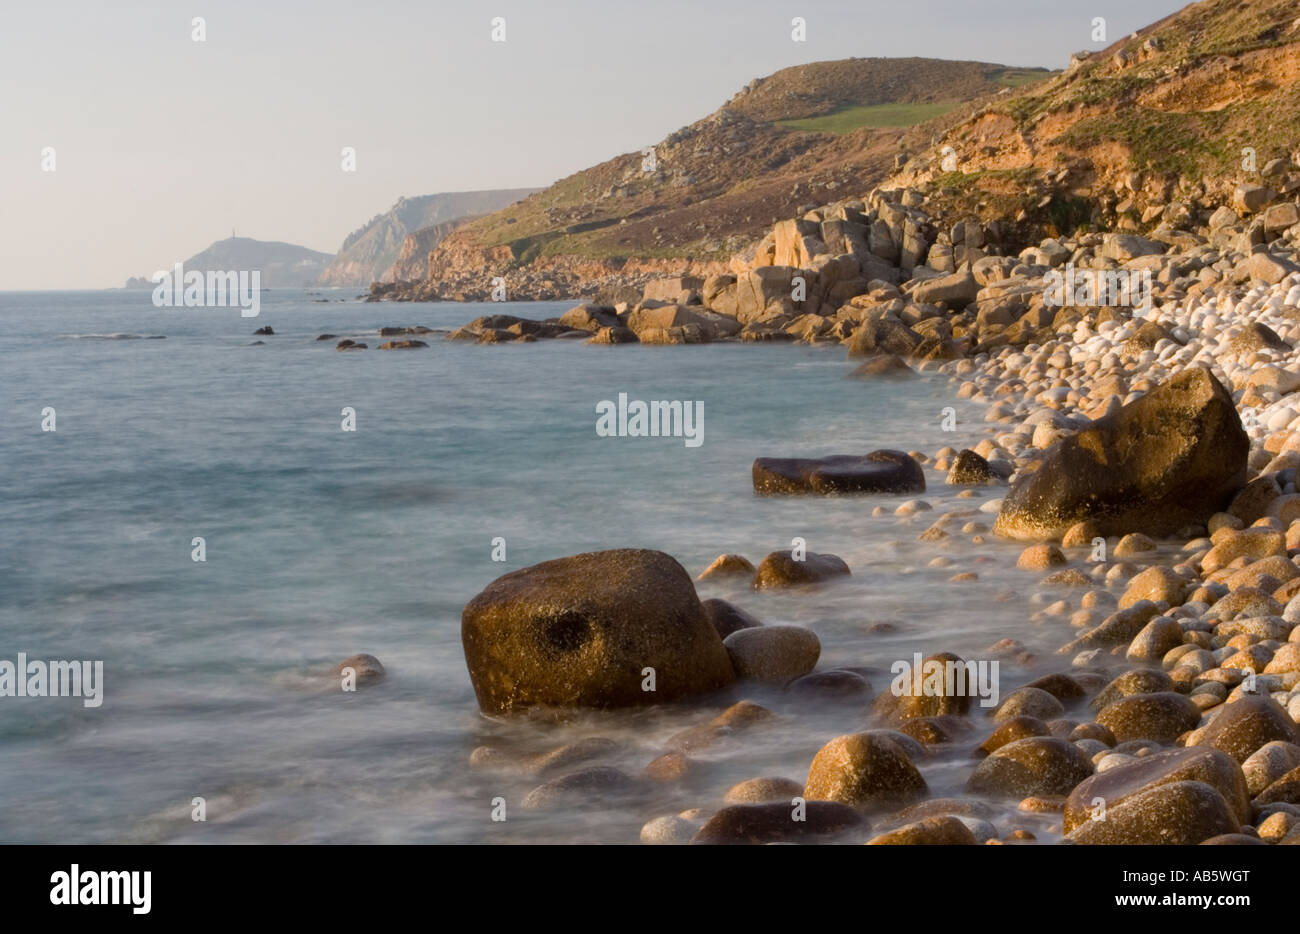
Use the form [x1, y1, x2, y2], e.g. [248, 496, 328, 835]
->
[318, 189, 540, 287]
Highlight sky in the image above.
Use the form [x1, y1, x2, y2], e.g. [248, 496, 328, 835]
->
[0, 0, 1190, 289]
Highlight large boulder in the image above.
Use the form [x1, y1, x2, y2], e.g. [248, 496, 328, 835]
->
[1186, 695, 1300, 762]
[461, 549, 735, 713]
[994, 367, 1248, 540]
[753, 451, 925, 495]
[1067, 781, 1240, 845]
[1063, 747, 1251, 833]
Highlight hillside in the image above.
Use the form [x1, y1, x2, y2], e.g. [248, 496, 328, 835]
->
[124, 236, 333, 289]
[374, 58, 1055, 302]
[878, 0, 1300, 238]
[318, 189, 540, 286]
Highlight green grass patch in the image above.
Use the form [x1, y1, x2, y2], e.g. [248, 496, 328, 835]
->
[777, 100, 961, 134]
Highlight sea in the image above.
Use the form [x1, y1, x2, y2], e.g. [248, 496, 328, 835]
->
[0, 288, 1070, 843]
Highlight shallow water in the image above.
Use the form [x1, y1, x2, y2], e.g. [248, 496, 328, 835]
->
[0, 289, 1080, 843]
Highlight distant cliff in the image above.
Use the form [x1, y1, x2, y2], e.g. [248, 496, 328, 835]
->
[124, 236, 333, 289]
[384, 217, 476, 281]
[318, 189, 540, 286]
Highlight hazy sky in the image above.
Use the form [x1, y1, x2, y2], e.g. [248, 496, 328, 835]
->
[0, 0, 1188, 289]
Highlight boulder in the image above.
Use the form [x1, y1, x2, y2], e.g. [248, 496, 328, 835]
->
[723, 625, 820, 684]
[994, 367, 1248, 540]
[1067, 780, 1240, 844]
[1063, 747, 1251, 833]
[753, 550, 850, 589]
[753, 451, 925, 495]
[1186, 695, 1300, 762]
[966, 736, 1094, 797]
[690, 801, 865, 845]
[804, 733, 928, 811]
[1095, 692, 1202, 744]
[461, 549, 734, 713]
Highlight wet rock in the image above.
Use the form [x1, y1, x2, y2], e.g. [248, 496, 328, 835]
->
[1126, 616, 1186, 663]
[1096, 692, 1202, 744]
[723, 625, 820, 684]
[332, 653, 385, 687]
[665, 700, 775, 754]
[1186, 695, 1300, 762]
[586, 325, 639, 344]
[1063, 747, 1251, 832]
[966, 737, 1094, 797]
[1254, 765, 1300, 806]
[521, 767, 639, 810]
[994, 368, 1249, 540]
[804, 733, 928, 811]
[850, 355, 915, 379]
[948, 449, 994, 485]
[752, 451, 925, 495]
[872, 651, 975, 721]
[723, 777, 805, 805]
[700, 598, 763, 639]
[253, 326, 273, 335]
[1242, 741, 1300, 795]
[1017, 544, 1067, 570]
[643, 752, 694, 782]
[977, 716, 1050, 757]
[377, 339, 428, 349]
[787, 669, 872, 700]
[461, 548, 734, 713]
[1120, 566, 1188, 611]
[640, 815, 699, 845]
[994, 688, 1064, 722]
[690, 801, 866, 845]
[866, 816, 977, 845]
[696, 553, 755, 583]
[1067, 780, 1239, 845]
[753, 550, 850, 589]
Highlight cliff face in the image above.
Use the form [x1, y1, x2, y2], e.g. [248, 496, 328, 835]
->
[384, 218, 474, 281]
[318, 189, 540, 286]
[877, 0, 1300, 237]
[124, 236, 333, 289]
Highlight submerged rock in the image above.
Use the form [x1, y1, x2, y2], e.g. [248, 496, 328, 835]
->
[753, 550, 850, 589]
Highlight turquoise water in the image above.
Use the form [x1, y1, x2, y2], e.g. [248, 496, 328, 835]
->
[0, 289, 1055, 843]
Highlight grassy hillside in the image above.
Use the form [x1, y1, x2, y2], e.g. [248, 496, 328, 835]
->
[426, 58, 1056, 275]
[885, 0, 1300, 231]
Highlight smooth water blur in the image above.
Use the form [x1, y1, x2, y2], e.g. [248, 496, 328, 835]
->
[0, 289, 1063, 843]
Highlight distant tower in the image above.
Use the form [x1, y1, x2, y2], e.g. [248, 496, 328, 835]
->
[231, 227, 235, 238]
